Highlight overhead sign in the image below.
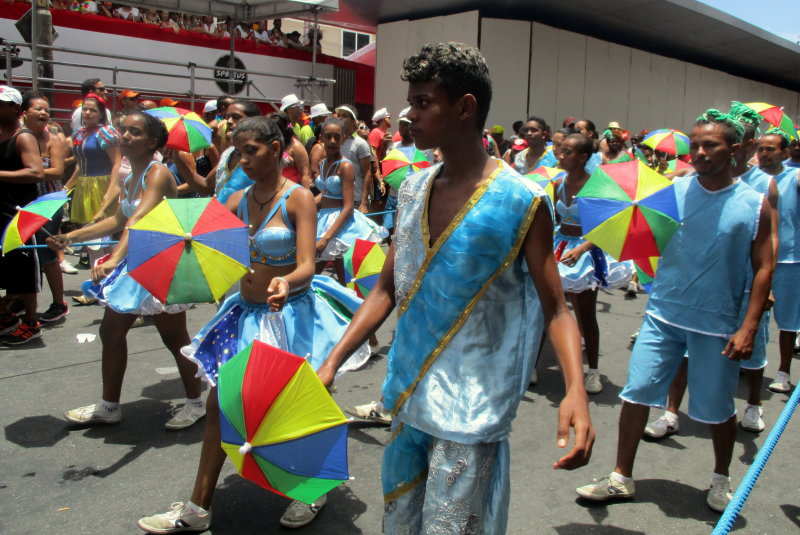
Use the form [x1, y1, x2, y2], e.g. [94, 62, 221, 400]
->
[214, 55, 247, 94]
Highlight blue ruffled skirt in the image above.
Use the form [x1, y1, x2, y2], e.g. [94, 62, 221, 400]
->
[553, 232, 633, 293]
[181, 275, 371, 386]
[81, 258, 191, 315]
[317, 207, 388, 260]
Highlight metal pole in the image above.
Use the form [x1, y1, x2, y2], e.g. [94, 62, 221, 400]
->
[189, 62, 196, 110]
[112, 66, 118, 114]
[228, 19, 235, 94]
[311, 9, 319, 79]
[4, 45, 12, 85]
[30, 1, 38, 91]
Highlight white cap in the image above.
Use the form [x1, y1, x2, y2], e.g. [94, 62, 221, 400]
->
[203, 99, 217, 114]
[0, 86, 22, 105]
[308, 102, 331, 119]
[371, 107, 390, 123]
[335, 105, 357, 121]
[280, 93, 303, 111]
[398, 106, 411, 123]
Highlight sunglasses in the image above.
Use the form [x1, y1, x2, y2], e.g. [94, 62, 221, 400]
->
[358, 125, 368, 130]
[95, 86, 110, 92]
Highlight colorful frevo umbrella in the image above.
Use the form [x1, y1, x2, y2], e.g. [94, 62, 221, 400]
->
[633, 256, 659, 293]
[381, 147, 431, 190]
[343, 239, 386, 298]
[218, 340, 350, 504]
[525, 166, 564, 203]
[664, 158, 692, 174]
[127, 197, 249, 304]
[145, 106, 213, 152]
[1, 191, 69, 254]
[576, 161, 681, 261]
[743, 102, 797, 140]
[642, 129, 690, 156]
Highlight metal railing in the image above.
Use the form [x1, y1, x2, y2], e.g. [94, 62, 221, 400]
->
[3, 38, 336, 116]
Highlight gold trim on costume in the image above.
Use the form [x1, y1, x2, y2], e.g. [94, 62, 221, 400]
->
[392, 193, 542, 415]
[384, 468, 429, 503]
[397, 160, 504, 316]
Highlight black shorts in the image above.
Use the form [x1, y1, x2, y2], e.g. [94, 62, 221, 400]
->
[34, 207, 63, 266]
[0, 245, 40, 294]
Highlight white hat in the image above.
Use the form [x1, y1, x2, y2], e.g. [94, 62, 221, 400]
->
[280, 93, 303, 111]
[371, 107, 390, 123]
[203, 99, 217, 114]
[308, 102, 331, 119]
[398, 106, 411, 123]
[335, 105, 357, 121]
[0, 86, 22, 105]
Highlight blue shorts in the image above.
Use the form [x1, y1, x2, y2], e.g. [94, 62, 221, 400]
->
[383, 194, 398, 231]
[773, 263, 800, 332]
[621, 315, 740, 424]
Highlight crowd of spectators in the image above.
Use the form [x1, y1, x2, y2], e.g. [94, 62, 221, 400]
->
[44, 2, 323, 52]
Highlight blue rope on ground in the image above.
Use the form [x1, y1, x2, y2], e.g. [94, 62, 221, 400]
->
[4, 241, 120, 250]
[711, 382, 800, 534]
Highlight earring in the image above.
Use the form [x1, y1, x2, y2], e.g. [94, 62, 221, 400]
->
[731, 157, 737, 166]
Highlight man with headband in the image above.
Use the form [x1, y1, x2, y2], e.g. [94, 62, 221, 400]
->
[577, 109, 773, 513]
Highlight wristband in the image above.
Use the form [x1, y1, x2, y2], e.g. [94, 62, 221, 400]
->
[274, 276, 289, 291]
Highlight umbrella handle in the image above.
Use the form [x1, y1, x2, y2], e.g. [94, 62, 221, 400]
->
[37, 226, 75, 255]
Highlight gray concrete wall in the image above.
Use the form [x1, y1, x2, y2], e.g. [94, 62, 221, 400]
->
[376, 15, 800, 136]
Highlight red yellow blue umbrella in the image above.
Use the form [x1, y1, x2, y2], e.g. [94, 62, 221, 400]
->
[743, 102, 797, 140]
[381, 147, 431, 190]
[632, 256, 659, 293]
[127, 197, 249, 304]
[642, 129, 690, 156]
[218, 340, 349, 504]
[1, 191, 69, 254]
[576, 161, 681, 261]
[343, 239, 385, 298]
[525, 166, 564, 203]
[145, 106, 213, 152]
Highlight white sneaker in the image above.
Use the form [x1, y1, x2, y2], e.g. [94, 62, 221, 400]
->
[59, 259, 78, 274]
[625, 280, 639, 298]
[165, 402, 206, 430]
[706, 477, 732, 513]
[644, 414, 679, 439]
[64, 403, 121, 425]
[279, 494, 327, 528]
[740, 404, 765, 432]
[584, 371, 603, 394]
[345, 401, 392, 425]
[137, 502, 211, 534]
[576, 474, 635, 501]
[768, 371, 791, 393]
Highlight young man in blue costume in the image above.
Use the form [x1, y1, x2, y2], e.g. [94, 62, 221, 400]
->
[577, 110, 773, 513]
[317, 42, 594, 534]
[753, 129, 800, 394]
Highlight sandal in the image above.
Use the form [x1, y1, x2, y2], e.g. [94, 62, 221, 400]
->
[72, 296, 98, 306]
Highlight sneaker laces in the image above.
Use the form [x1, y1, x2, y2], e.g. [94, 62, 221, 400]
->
[164, 502, 188, 520]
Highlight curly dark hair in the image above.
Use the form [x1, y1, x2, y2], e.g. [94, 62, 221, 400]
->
[401, 42, 492, 131]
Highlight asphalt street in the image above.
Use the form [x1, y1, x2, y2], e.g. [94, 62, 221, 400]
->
[1, 265, 799, 534]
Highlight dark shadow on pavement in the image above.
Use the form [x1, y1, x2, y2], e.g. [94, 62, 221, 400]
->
[576, 478, 748, 528]
[211, 475, 367, 533]
[5, 414, 69, 448]
[554, 523, 645, 534]
[780, 504, 800, 529]
[347, 426, 388, 447]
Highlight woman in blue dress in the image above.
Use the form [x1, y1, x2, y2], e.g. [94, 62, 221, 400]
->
[138, 116, 369, 534]
[315, 117, 387, 280]
[50, 112, 205, 429]
[507, 115, 558, 174]
[554, 133, 632, 395]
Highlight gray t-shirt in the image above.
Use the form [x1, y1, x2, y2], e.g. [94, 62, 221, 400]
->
[341, 134, 371, 206]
